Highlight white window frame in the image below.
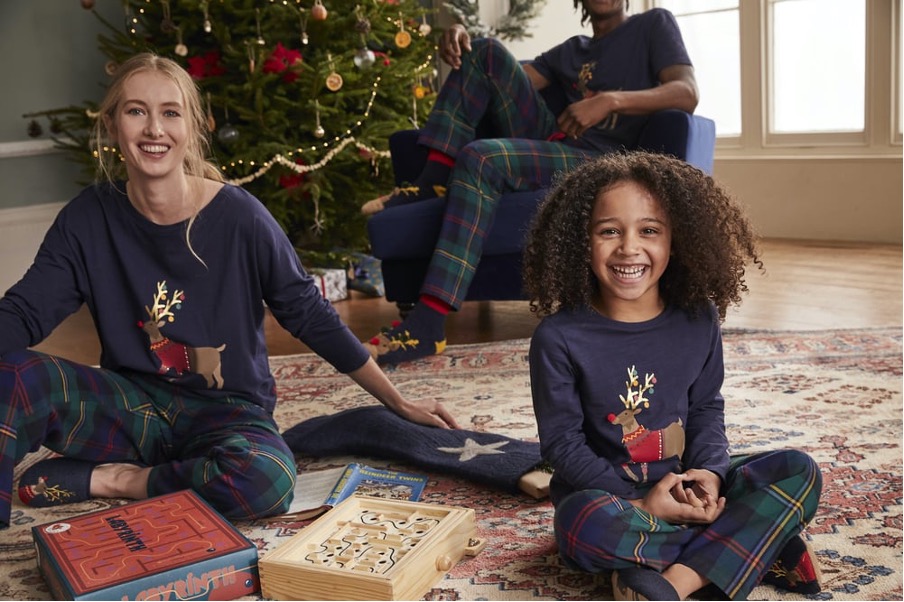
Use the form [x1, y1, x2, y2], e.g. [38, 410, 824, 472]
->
[893, 0, 903, 144]
[646, 0, 901, 157]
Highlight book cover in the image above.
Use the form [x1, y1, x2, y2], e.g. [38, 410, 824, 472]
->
[31, 489, 259, 601]
[324, 463, 428, 506]
[282, 464, 427, 521]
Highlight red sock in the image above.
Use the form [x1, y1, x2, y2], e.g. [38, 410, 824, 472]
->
[426, 149, 455, 167]
[420, 294, 452, 315]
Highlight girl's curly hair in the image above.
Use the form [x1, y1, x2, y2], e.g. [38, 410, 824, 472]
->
[523, 151, 762, 321]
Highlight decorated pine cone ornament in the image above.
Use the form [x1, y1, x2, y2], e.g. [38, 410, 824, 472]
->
[355, 16, 371, 34]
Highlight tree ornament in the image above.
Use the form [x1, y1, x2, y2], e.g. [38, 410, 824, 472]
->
[246, 41, 257, 73]
[418, 15, 432, 36]
[354, 47, 375, 70]
[298, 9, 309, 45]
[218, 123, 239, 144]
[174, 28, 188, 57]
[255, 8, 266, 45]
[394, 14, 411, 49]
[81, 0, 95, 9]
[311, 0, 328, 21]
[218, 107, 239, 144]
[325, 53, 343, 91]
[201, 0, 212, 33]
[314, 101, 325, 138]
[160, 0, 177, 33]
[27, 119, 43, 138]
[326, 72, 343, 91]
[355, 12, 370, 35]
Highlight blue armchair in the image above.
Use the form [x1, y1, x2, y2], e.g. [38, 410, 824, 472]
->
[367, 110, 716, 310]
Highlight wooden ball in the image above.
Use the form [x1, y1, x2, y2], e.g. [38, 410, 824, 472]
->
[311, 3, 328, 21]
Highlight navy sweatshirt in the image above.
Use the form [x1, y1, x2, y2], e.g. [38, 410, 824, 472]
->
[0, 182, 370, 413]
[529, 304, 730, 505]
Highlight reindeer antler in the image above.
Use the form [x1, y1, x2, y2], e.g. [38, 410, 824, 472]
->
[618, 365, 656, 410]
[145, 281, 185, 324]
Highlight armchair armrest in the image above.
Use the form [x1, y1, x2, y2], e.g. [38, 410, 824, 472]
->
[635, 110, 716, 174]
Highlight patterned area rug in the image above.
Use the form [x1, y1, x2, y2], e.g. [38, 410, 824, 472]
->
[2, 327, 901, 601]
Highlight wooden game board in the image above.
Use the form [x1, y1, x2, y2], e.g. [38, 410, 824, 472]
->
[259, 495, 485, 600]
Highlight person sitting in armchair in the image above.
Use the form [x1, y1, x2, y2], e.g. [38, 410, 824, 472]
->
[362, 0, 699, 366]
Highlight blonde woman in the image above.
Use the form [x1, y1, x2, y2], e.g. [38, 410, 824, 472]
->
[0, 53, 457, 530]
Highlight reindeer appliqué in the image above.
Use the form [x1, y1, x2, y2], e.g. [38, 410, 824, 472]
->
[138, 281, 226, 389]
[607, 365, 685, 482]
[572, 60, 618, 130]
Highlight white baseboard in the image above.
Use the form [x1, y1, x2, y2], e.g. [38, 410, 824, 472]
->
[0, 202, 66, 294]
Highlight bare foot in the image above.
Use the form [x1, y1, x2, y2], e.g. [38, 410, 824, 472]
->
[90, 463, 151, 500]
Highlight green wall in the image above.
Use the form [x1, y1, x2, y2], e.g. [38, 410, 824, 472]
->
[0, 1, 121, 209]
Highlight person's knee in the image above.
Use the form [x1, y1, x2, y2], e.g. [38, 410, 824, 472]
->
[470, 37, 507, 54]
[207, 442, 297, 520]
[764, 448, 822, 490]
[456, 139, 507, 176]
[783, 448, 823, 511]
[0, 350, 46, 390]
[0, 350, 56, 429]
[554, 490, 623, 569]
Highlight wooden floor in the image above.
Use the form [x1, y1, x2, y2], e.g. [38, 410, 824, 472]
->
[32, 238, 902, 366]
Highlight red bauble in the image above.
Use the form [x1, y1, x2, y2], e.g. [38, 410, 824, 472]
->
[81, 0, 96, 9]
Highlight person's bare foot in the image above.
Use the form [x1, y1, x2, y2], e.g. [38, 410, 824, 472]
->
[90, 463, 151, 500]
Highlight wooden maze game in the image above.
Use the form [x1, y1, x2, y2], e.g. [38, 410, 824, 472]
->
[260, 495, 485, 600]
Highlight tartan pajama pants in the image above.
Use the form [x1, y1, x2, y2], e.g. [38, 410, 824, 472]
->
[0, 350, 296, 528]
[554, 449, 823, 600]
[416, 38, 601, 309]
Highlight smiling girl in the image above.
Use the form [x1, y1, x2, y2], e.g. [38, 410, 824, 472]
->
[523, 151, 822, 600]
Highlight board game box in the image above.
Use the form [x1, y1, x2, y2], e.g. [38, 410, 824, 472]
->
[31, 489, 259, 601]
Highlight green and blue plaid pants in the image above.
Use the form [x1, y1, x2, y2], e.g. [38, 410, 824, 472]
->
[417, 38, 601, 309]
[554, 449, 822, 600]
[0, 350, 296, 528]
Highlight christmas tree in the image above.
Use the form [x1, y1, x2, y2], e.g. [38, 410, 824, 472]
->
[26, 0, 439, 255]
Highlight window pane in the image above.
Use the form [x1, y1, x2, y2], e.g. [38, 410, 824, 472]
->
[659, 1, 741, 137]
[771, 0, 865, 133]
[659, 0, 738, 15]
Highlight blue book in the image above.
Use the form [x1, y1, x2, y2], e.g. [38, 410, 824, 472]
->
[324, 463, 428, 506]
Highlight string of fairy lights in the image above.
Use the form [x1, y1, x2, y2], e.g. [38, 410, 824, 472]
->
[114, 0, 436, 186]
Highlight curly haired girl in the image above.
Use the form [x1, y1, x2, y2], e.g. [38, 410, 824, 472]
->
[523, 151, 822, 601]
